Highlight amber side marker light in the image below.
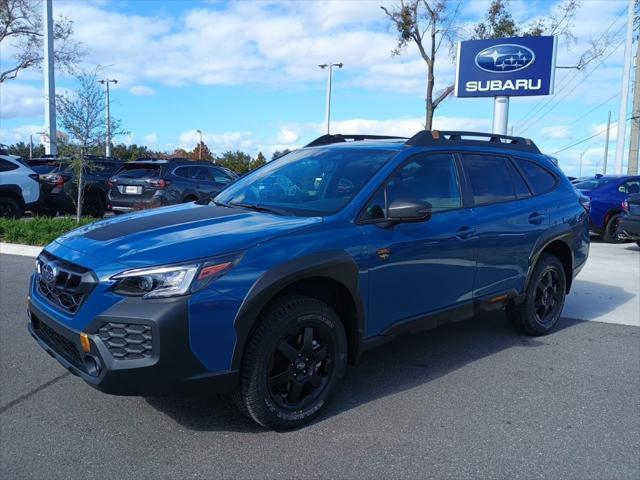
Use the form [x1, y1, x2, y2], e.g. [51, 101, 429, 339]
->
[79, 333, 91, 353]
[198, 262, 233, 281]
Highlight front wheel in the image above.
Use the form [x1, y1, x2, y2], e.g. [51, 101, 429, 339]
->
[0, 196, 23, 219]
[235, 295, 347, 430]
[508, 254, 567, 336]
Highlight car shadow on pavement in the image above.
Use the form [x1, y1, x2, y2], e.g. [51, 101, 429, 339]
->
[145, 311, 583, 433]
[564, 279, 636, 318]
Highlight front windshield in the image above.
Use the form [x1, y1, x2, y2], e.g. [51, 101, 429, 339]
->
[214, 148, 396, 216]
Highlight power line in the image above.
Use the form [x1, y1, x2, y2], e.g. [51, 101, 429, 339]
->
[512, 10, 627, 132]
[519, 33, 627, 134]
[549, 116, 632, 155]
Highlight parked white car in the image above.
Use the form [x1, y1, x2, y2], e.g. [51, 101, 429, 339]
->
[0, 154, 40, 218]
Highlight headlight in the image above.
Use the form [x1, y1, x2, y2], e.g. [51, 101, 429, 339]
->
[111, 254, 241, 299]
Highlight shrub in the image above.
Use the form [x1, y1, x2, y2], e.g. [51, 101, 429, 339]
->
[0, 217, 96, 246]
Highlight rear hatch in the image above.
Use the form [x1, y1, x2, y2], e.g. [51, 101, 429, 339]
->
[109, 163, 165, 201]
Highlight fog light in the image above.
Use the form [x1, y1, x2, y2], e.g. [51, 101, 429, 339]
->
[79, 332, 91, 353]
[84, 355, 101, 376]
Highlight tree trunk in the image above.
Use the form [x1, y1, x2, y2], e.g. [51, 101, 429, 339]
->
[76, 148, 84, 223]
[425, 67, 435, 130]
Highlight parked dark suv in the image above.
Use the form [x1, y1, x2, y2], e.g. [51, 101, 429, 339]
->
[37, 157, 124, 217]
[28, 131, 589, 430]
[106, 158, 237, 213]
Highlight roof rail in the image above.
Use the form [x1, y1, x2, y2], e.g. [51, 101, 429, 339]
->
[405, 130, 540, 153]
[305, 134, 408, 147]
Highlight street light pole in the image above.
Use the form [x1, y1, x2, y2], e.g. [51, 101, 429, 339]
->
[318, 62, 343, 134]
[98, 78, 118, 157]
[196, 129, 202, 160]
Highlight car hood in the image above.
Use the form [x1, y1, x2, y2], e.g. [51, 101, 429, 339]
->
[49, 202, 322, 269]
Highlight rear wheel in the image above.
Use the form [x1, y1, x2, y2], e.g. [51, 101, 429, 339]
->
[182, 195, 197, 203]
[508, 254, 566, 336]
[235, 295, 347, 430]
[0, 196, 23, 219]
[601, 213, 625, 243]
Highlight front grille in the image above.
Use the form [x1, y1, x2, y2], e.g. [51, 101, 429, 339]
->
[36, 252, 96, 315]
[33, 316, 83, 368]
[98, 322, 153, 360]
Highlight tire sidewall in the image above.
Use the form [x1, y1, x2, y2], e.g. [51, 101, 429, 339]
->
[245, 298, 347, 429]
[0, 197, 21, 219]
[523, 256, 566, 334]
[604, 213, 625, 243]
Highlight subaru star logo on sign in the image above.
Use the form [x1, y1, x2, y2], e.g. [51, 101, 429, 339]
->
[455, 36, 556, 98]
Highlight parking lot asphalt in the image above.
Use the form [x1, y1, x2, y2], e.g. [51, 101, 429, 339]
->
[1, 246, 639, 479]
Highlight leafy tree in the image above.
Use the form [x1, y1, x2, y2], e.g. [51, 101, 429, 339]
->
[109, 143, 153, 161]
[172, 148, 190, 159]
[271, 149, 291, 161]
[0, 0, 83, 82]
[216, 150, 254, 174]
[253, 152, 267, 169]
[6, 141, 45, 158]
[56, 68, 126, 221]
[190, 141, 213, 161]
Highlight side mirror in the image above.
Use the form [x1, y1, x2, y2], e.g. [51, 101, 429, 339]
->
[387, 199, 432, 223]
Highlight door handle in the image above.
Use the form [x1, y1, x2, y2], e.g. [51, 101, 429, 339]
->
[528, 212, 545, 225]
[456, 225, 476, 240]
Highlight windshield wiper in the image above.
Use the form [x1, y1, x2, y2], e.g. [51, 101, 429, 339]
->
[229, 202, 288, 216]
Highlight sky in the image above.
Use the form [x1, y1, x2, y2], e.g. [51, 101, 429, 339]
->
[0, 0, 636, 176]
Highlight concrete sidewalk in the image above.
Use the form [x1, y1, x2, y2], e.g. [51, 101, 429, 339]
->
[563, 240, 640, 326]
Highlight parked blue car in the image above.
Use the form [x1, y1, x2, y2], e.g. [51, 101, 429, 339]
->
[27, 131, 590, 429]
[574, 174, 640, 242]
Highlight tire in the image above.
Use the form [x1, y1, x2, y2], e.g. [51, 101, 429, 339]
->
[601, 213, 625, 243]
[182, 196, 197, 203]
[0, 196, 23, 219]
[82, 192, 105, 218]
[234, 294, 347, 430]
[507, 254, 567, 336]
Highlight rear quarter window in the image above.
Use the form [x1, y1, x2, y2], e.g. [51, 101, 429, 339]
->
[516, 159, 557, 194]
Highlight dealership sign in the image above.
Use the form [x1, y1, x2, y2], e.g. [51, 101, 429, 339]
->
[455, 36, 557, 98]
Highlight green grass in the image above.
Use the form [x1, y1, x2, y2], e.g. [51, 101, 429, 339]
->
[0, 217, 97, 246]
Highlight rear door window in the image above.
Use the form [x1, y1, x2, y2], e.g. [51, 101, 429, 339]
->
[462, 154, 516, 206]
[516, 159, 557, 194]
[191, 167, 213, 181]
[0, 159, 18, 172]
[211, 167, 232, 184]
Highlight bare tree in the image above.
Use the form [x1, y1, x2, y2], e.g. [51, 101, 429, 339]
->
[56, 68, 125, 222]
[381, 0, 460, 130]
[0, 0, 83, 83]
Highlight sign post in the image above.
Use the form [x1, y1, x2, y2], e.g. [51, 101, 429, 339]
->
[455, 36, 557, 135]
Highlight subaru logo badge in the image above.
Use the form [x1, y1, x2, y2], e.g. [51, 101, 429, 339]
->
[475, 44, 535, 73]
[42, 262, 59, 284]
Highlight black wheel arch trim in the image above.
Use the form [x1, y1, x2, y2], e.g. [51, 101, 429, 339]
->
[526, 224, 575, 293]
[230, 250, 365, 370]
[0, 184, 25, 206]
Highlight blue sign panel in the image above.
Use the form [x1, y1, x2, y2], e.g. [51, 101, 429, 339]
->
[455, 36, 557, 98]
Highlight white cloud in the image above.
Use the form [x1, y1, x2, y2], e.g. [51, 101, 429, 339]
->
[539, 125, 572, 140]
[142, 132, 158, 145]
[276, 129, 299, 144]
[0, 84, 43, 119]
[0, 124, 45, 144]
[129, 85, 156, 96]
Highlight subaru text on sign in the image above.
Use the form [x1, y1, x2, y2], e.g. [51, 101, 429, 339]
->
[455, 36, 557, 98]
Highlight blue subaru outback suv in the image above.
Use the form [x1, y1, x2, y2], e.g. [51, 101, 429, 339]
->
[28, 131, 589, 429]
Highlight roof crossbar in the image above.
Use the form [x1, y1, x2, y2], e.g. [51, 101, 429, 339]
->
[405, 130, 540, 153]
[305, 134, 408, 147]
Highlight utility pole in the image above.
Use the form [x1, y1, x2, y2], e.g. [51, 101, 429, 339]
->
[196, 129, 202, 160]
[603, 110, 612, 174]
[628, 33, 639, 175]
[98, 78, 118, 157]
[614, 0, 635, 174]
[318, 63, 343, 134]
[29, 134, 33, 159]
[43, 0, 57, 156]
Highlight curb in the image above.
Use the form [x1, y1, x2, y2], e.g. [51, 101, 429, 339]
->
[0, 242, 42, 258]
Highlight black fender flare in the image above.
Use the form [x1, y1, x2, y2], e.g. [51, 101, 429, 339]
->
[230, 250, 364, 370]
[0, 184, 25, 206]
[525, 224, 574, 293]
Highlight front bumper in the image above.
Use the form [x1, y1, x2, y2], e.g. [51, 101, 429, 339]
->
[27, 291, 239, 396]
